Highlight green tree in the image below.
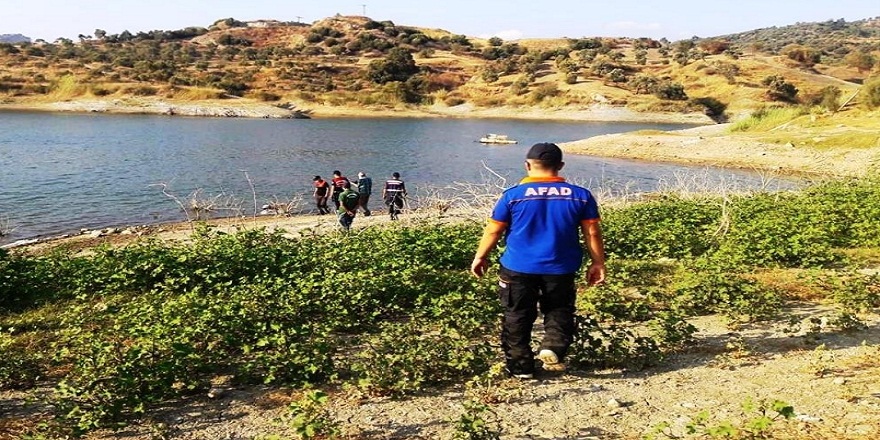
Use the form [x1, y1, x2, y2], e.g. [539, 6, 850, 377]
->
[863, 76, 880, 109]
[654, 81, 688, 100]
[366, 47, 419, 84]
[762, 75, 798, 102]
[634, 49, 647, 65]
[782, 44, 822, 67]
[628, 74, 659, 94]
[844, 51, 876, 73]
[488, 37, 503, 47]
[481, 66, 499, 83]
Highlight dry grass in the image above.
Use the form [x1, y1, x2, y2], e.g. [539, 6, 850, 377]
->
[731, 108, 880, 149]
[173, 87, 225, 101]
[46, 75, 86, 100]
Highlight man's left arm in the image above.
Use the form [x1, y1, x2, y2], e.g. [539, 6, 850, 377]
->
[581, 221, 606, 286]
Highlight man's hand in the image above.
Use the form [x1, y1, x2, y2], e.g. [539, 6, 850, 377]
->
[470, 257, 488, 278]
[587, 262, 606, 286]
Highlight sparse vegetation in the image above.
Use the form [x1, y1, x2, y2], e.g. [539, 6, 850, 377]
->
[0, 14, 877, 118]
[2, 177, 880, 436]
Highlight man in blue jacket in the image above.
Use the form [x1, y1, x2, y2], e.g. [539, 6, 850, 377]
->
[470, 142, 606, 379]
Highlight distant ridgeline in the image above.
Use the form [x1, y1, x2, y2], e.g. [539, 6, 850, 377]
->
[0, 15, 878, 114]
[0, 34, 31, 44]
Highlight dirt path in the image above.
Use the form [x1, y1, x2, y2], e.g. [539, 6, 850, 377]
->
[56, 306, 877, 440]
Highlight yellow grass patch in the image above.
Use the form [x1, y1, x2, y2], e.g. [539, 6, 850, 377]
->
[47, 75, 87, 100]
[173, 87, 225, 101]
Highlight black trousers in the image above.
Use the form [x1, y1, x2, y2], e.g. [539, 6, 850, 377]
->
[385, 194, 403, 218]
[498, 265, 576, 369]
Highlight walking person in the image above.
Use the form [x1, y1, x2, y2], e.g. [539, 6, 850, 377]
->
[382, 172, 407, 220]
[330, 170, 350, 210]
[470, 142, 606, 379]
[312, 175, 331, 215]
[337, 181, 360, 231]
[355, 171, 373, 216]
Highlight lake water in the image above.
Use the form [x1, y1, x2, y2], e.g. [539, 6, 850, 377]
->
[0, 111, 775, 244]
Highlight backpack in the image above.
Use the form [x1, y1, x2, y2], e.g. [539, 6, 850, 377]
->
[341, 190, 360, 211]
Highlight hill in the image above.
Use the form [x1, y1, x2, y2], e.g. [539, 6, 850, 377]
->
[0, 33, 30, 44]
[0, 15, 878, 123]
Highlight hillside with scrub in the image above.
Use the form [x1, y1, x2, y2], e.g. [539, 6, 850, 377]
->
[1, 15, 880, 122]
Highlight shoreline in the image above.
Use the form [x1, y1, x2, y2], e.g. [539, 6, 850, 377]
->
[0, 96, 715, 124]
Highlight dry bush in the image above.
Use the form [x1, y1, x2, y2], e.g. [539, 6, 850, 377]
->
[262, 194, 304, 216]
[186, 189, 245, 220]
[174, 87, 224, 101]
[426, 72, 465, 91]
[122, 85, 158, 96]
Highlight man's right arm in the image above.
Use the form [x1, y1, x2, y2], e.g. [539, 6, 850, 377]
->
[470, 220, 506, 278]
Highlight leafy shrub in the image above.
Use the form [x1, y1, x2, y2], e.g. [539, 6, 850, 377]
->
[0, 332, 42, 389]
[216, 34, 252, 46]
[863, 76, 880, 109]
[808, 270, 880, 313]
[529, 82, 558, 103]
[568, 315, 661, 371]
[348, 317, 494, 396]
[602, 197, 720, 259]
[762, 75, 798, 102]
[288, 390, 340, 440]
[782, 44, 821, 67]
[654, 81, 688, 100]
[126, 85, 158, 96]
[801, 86, 841, 110]
[690, 97, 727, 122]
[452, 400, 501, 440]
[714, 192, 838, 268]
[365, 47, 419, 84]
[662, 258, 782, 320]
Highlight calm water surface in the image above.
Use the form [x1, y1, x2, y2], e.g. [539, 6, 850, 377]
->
[0, 111, 773, 243]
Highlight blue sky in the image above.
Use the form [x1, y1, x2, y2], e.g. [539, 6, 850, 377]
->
[2, 0, 877, 42]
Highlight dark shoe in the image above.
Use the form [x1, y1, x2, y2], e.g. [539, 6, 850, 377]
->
[506, 359, 535, 379]
[537, 349, 566, 372]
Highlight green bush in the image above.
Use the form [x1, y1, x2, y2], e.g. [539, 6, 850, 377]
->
[0, 332, 42, 389]
[3, 178, 880, 432]
[863, 76, 880, 109]
[602, 197, 721, 259]
[714, 192, 838, 267]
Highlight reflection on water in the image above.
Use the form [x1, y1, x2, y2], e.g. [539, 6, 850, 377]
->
[0, 111, 790, 243]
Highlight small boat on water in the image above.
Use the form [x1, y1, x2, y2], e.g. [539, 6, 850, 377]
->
[479, 133, 518, 144]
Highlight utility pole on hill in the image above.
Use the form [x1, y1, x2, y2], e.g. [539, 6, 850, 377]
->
[361, 4, 367, 16]
[295, 16, 302, 23]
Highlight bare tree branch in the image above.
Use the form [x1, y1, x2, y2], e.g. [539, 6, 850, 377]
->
[0, 214, 14, 238]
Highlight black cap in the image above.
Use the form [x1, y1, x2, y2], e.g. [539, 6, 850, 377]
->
[313, 175, 321, 181]
[526, 142, 563, 164]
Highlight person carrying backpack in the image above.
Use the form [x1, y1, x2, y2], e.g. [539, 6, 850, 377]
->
[330, 170, 350, 210]
[337, 181, 360, 231]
